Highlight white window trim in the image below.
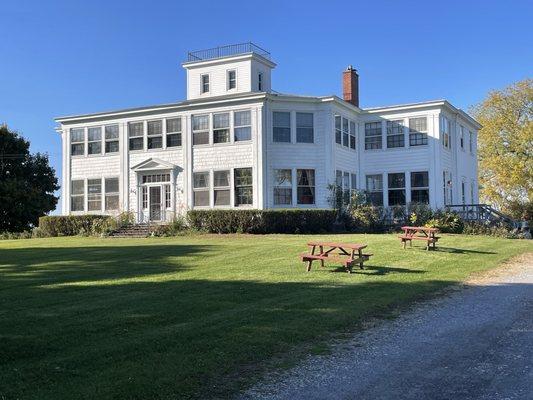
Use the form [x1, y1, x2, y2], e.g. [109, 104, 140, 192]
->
[227, 69, 237, 91]
[200, 73, 210, 94]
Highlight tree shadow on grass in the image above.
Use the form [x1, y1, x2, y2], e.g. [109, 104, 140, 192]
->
[435, 247, 497, 255]
[326, 265, 425, 275]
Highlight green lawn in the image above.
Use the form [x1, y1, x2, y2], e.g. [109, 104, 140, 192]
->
[0, 234, 531, 399]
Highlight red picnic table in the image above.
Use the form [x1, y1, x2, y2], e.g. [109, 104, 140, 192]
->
[300, 241, 372, 273]
[398, 226, 440, 250]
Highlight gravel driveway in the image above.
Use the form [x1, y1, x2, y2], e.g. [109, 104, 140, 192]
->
[240, 253, 533, 400]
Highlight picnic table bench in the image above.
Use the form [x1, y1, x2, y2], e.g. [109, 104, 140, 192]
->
[300, 241, 372, 273]
[398, 226, 440, 250]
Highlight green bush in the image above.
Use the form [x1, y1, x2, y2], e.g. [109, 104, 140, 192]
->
[408, 203, 434, 226]
[152, 216, 188, 237]
[345, 205, 387, 233]
[186, 209, 336, 234]
[462, 221, 518, 238]
[425, 210, 464, 233]
[38, 215, 114, 237]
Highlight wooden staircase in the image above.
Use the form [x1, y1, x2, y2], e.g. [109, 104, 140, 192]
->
[108, 224, 151, 238]
[445, 204, 521, 228]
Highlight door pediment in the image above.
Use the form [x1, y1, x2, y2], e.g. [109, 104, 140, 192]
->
[131, 158, 175, 172]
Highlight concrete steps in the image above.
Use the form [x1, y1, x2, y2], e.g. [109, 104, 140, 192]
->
[109, 224, 151, 238]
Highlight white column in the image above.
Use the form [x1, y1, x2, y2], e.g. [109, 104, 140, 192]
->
[62, 127, 71, 215]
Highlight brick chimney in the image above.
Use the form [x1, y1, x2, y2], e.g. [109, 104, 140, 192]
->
[343, 65, 359, 107]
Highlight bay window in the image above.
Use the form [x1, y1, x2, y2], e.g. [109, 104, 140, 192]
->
[411, 171, 429, 204]
[388, 173, 406, 206]
[70, 128, 85, 156]
[297, 169, 315, 204]
[409, 117, 428, 146]
[365, 122, 382, 150]
[366, 174, 383, 206]
[296, 112, 313, 143]
[192, 115, 210, 145]
[273, 111, 290, 142]
[273, 169, 292, 205]
[147, 120, 163, 149]
[234, 111, 251, 141]
[234, 168, 253, 206]
[193, 172, 209, 207]
[128, 122, 144, 150]
[104, 178, 119, 211]
[71, 180, 85, 211]
[387, 120, 404, 148]
[213, 170, 231, 206]
[105, 125, 119, 153]
[166, 117, 182, 147]
[213, 113, 230, 144]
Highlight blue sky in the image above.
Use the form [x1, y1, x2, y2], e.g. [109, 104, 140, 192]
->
[1, 0, 532, 211]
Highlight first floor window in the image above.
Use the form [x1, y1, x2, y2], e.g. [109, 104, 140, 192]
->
[365, 122, 382, 150]
[213, 170, 231, 206]
[193, 172, 209, 206]
[165, 184, 171, 208]
[234, 168, 253, 206]
[105, 125, 119, 153]
[411, 171, 429, 204]
[335, 115, 342, 145]
[461, 181, 466, 204]
[213, 113, 230, 144]
[296, 112, 314, 143]
[104, 178, 119, 211]
[128, 122, 144, 150]
[71, 180, 85, 211]
[273, 169, 292, 205]
[409, 117, 428, 146]
[147, 120, 163, 149]
[297, 169, 315, 204]
[88, 127, 102, 155]
[387, 120, 404, 148]
[335, 170, 342, 186]
[443, 171, 453, 205]
[273, 111, 290, 142]
[192, 115, 210, 145]
[470, 181, 475, 203]
[70, 128, 85, 156]
[388, 173, 406, 206]
[142, 186, 148, 209]
[87, 178, 102, 211]
[234, 110, 251, 141]
[366, 174, 383, 206]
[166, 117, 182, 147]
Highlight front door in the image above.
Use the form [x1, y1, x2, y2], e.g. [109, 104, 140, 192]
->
[149, 186, 162, 221]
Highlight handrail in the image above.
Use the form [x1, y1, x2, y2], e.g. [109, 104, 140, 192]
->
[187, 42, 270, 62]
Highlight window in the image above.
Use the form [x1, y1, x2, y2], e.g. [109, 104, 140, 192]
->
[147, 120, 163, 149]
[366, 174, 383, 206]
[87, 127, 102, 155]
[296, 112, 313, 143]
[349, 121, 356, 149]
[273, 112, 290, 142]
[87, 178, 102, 211]
[142, 186, 148, 209]
[470, 181, 475, 203]
[192, 115, 210, 145]
[228, 70, 236, 90]
[234, 168, 253, 206]
[365, 122, 382, 150]
[343, 172, 350, 190]
[461, 180, 466, 204]
[388, 173, 406, 206]
[141, 174, 170, 183]
[258, 72, 263, 91]
[297, 169, 315, 204]
[104, 178, 119, 211]
[387, 120, 404, 148]
[128, 122, 144, 151]
[71, 180, 85, 211]
[166, 118, 182, 147]
[335, 170, 343, 186]
[201, 74, 209, 93]
[105, 125, 119, 153]
[193, 172, 209, 207]
[409, 117, 427, 146]
[165, 184, 171, 208]
[70, 128, 85, 156]
[342, 118, 349, 147]
[411, 171, 429, 204]
[213, 113, 230, 144]
[213, 170, 230, 206]
[234, 111, 251, 141]
[351, 173, 356, 190]
[469, 131, 474, 153]
[443, 171, 453, 205]
[460, 126, 465, 150]
[441, 116, 451, 149]
[335, 115, 342, 145]
[273, 169, 292, 205]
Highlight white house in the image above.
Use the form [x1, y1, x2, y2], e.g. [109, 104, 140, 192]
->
[55, 43, 480, 223]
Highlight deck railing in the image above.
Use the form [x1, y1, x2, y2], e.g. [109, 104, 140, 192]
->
[187, 42, 270, 62]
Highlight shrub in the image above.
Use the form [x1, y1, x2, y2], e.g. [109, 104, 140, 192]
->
[408, 203, 434, 226]
[425, 210, 464, 233]
[186, 209, 336, 234]
[38, 215, 114, 237]
[152, 215, 188, 237]
[345, 205, 387, 233]
[462, 221, 519, 238]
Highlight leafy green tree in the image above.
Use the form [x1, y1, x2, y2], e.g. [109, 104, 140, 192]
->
[0, 124, 59, 232]
[472, 79, 532, 210]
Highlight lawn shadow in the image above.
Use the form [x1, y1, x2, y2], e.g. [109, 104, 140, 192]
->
[436, 247, 497, 255]
[327, 265, 425, 275]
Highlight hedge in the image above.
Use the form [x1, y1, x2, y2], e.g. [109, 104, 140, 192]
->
[187, 209, 336, 234]
[38, 215, 115, 237]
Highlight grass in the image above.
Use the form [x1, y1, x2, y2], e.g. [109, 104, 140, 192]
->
[0, 234, 531, 399]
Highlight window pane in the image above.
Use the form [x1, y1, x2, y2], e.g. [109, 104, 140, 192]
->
[273, 112, 290, 142]
[388, 173, 405, 189]
[234, 127, 251, 141]
[193, 172, 209, 188]
[166, 133, 181, 147]
[235, 187, 253, 205]
[193, 131, 209, 145]
[366, 175, 383, 191]
[297, 169, 315, 186]
[213, 129, 230, 143]
[147, 120, 162, 136]
[194, 191, 209, 206]
[105, 195, 119, 211]
[148, 136, 163, 149]
[411, 171, 429, 188]
[388, 189, 406, 206]
[411, 189, 429, 204]
[167, 118, 181, 133]
[274, 169, 292, 186]
[409, 117, 427, 132]
[71, 180, 84, 195]
[214, 190, 230, 206]
[235, 168, 252, 186]
[234, 111, 251, 126]
[297, 187, 314, 204]
[105, 178, 119, 193]
[106, 140, 119, 153]
[128, 122, 144, 137]
[213, 113, 230, 129]
[214, 170, 229, 187]
[234, 168, 253, 206]
[88, 127, 102, 141]
[274, 188, 292, 205]
[70, 128, 85, 143]
[71, 196, 84, 212]
[297, 169, 315, 205]
[88, 141, 101, 155]
[105, 125, 119, 139]
[192, 115, 209, 131]
[129, 137, 144, 150]
[71, 143, 84, 156]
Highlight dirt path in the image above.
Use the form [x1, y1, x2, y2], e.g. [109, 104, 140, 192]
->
[240, 253, 533, 400]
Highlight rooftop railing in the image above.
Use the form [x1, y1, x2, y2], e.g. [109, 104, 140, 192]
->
[187, 42, 270, 62]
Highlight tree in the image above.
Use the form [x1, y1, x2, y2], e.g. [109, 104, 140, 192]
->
[0, 124, 59, 232]
[472, 79, 532, 210]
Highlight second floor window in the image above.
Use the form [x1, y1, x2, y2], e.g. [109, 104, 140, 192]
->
[296, 112, 313, 143]
[87, 127, 102, 155]
[234, 111, 251, 141]
[105, 125, 119, 153]
[166, 118, 182, 147]
[201, 74, 210, 93]
[409, 117, 428, 146]
[228, 70, 236, 90]
[365, 122, 382, 150]
[441, 116, 451, 149]
[273, 112, 290, 142]
[387, 120, 404, 148]
[335, 115, 342, 145]
[342, 118, 349, 147]
[213, 113, 230, 144]
[128, 122, 144, 151]
[192, 115, 210, 145]
[460, 126, 465, 149]
[70, 128, 85, 156]
[469, 131, 474, 153]
[349, 121, 356, 149]
[147, 120, 163, 149]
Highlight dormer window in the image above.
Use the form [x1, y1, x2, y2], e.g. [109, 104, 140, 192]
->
[258, 72, 263, 91]
[228, 70, 236, 90]
[201, 74, 210, 94]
